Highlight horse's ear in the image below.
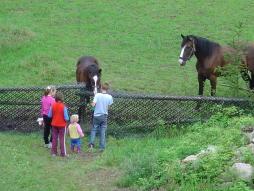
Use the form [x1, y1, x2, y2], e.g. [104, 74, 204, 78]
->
[181, 34, 185, 39]
[189, 37, 196, 51]
[189, 37, 195, 42]
[99, 68, 102, 76]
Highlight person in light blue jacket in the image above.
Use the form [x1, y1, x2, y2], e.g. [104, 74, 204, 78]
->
[89, 83, 113, 151]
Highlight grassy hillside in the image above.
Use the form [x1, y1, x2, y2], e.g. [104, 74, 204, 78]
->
[1, 0, 254, 96]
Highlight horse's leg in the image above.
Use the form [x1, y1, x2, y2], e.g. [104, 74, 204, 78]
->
[198, 74, 206, 96]
[209, 75, 217, 96]
[78, 86, 86, 125]
[84, 85, 94, 130]
[196, 74, 206, 110]
[250, 72, 254, 89]
[85, 84, 91, 104]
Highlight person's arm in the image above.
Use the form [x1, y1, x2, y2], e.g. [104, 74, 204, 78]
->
[40, 98, 43, 117]
[108, 96, 113, 109]
[76, 124, 84, 137]
[64, 107, 69, 121]
[91, 94, 98, 107]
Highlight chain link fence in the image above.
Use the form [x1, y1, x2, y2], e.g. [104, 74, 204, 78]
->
[0, 84, 253, 136]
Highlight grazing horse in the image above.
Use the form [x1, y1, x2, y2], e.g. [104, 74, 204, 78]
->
[179, 34, 236, 96]
[76, 56, 102, 95]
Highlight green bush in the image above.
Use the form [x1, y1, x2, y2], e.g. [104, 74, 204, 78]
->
[112, 111, 253, 190]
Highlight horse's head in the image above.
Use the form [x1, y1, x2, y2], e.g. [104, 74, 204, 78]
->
[179, 34, 196, 66]
[87, 65, 102, 95]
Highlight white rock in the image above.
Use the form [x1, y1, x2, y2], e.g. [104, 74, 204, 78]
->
[243, 132, 254, 143]
[247, 143, 254, 154]
[207, 145, 217, 153]
[232, 163, 254, 182]
[197, 145, 217, 157]
[182, 155, 198, 163]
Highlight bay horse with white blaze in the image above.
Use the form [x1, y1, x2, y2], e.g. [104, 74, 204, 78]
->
[179, 34, 254, 96]
[76, 56, 102, 95]
[76, 56, 102, 121]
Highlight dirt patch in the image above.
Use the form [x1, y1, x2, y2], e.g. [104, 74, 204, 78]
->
[84, 168, 131, 191]
[64, 152, 132, 190]
[36, 142, 131, 190]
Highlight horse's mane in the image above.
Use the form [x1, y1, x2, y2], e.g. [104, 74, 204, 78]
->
[190, 35, 221, 58]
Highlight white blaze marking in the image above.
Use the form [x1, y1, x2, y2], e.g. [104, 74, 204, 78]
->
[179, 45, 186, 64]
[93, 75, 98, 95]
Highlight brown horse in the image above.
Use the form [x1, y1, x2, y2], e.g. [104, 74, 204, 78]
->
[178, 34, 253, 96]
[76, 56, 102, 95]
[76, 56, 102, 122]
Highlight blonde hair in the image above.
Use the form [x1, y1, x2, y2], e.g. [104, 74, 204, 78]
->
[70, 114, 79, 123]
[44, 85, 56, 96]
[50, 85, 56, 95]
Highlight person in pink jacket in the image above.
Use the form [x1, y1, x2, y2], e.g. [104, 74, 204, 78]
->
[40, 85, 56, 148]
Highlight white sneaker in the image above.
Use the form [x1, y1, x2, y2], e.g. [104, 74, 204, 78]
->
[88, 144, 94, 152]
[44, 143, 52, 149]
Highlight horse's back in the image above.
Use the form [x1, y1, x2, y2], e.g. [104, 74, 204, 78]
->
[77, 56, 99, 67]
[221, 46, 236, 65]
[221, 43, 254, 73]
[221, 46, 235, 54]
[205, 46, 233, 69]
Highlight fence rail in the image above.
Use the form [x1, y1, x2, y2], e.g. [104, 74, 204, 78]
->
[0, 85, 253, 136]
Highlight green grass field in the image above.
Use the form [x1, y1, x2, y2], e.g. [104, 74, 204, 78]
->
[1, 112, 254, 191]
[2, 1, 254, 190]
[1, 0, 254, 96]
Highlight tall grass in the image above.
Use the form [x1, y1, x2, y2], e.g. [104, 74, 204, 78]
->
[97, 108, 254, 190]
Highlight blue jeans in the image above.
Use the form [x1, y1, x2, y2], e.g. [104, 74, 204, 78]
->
[89, 114, 107, 150]
[70, 138, 81, 151]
